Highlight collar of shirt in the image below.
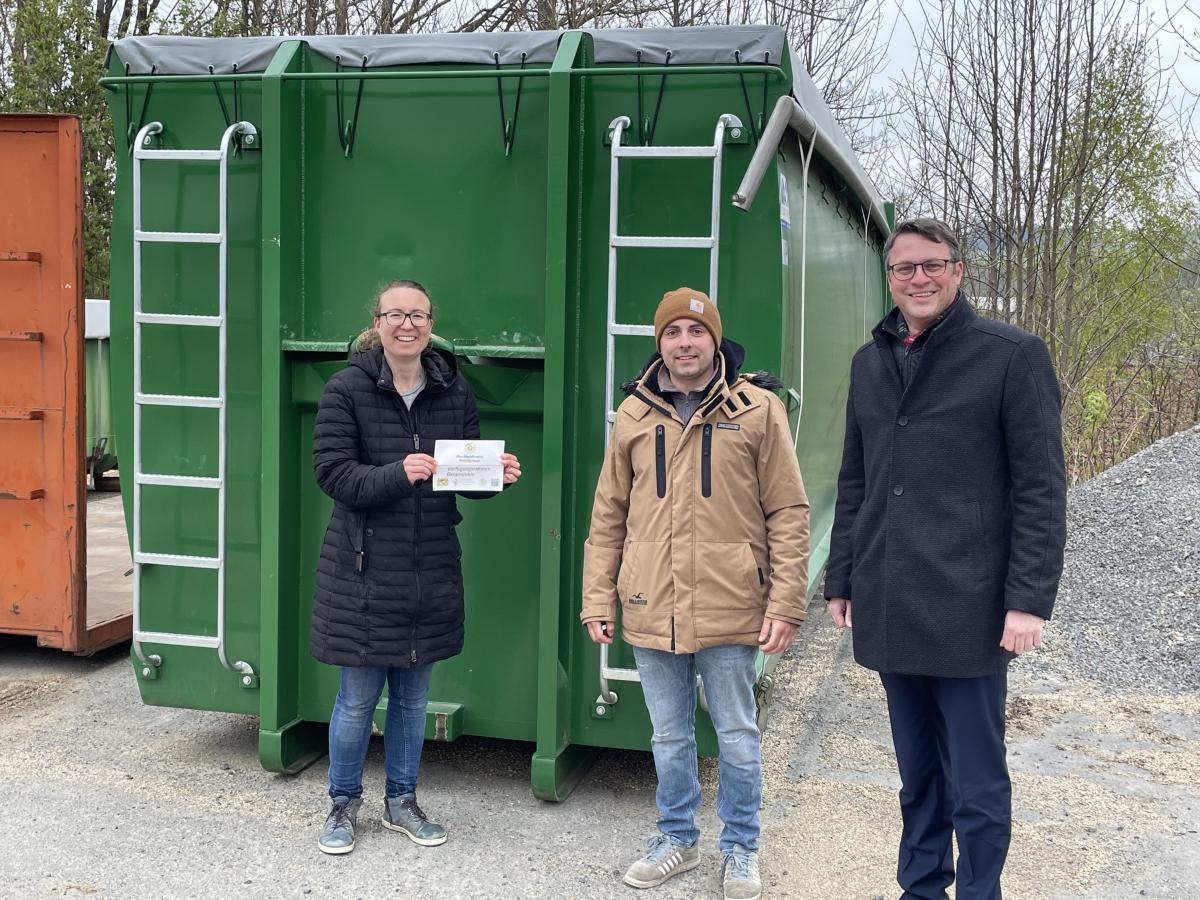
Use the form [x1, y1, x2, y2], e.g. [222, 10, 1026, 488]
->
[882, 295, 962, 348]
[656, 365, 717, 399]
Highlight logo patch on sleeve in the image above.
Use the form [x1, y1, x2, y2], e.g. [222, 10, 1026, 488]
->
[716, 422, 740, 431]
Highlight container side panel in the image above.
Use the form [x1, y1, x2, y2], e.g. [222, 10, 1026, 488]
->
[0, 116, 87, 650]
[294, 359, 544, 739]
[294, 68, 552, 352]
[780, 142, 885, 565]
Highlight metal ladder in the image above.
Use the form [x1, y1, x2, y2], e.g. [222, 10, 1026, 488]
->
[598, 113, 742, 707]
[130, 120, 257, 686]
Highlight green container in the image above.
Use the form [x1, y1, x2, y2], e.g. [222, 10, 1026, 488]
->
[103, 27, 891, 800]
[84, 298, 118, 484]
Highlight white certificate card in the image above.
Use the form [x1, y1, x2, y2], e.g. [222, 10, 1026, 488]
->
[432, 440, 505, 492]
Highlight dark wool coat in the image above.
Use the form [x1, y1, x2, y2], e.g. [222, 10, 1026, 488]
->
[825, 295, 1067, 678]
[310, 345, 487, 668]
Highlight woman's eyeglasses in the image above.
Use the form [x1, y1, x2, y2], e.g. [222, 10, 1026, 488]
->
[377, 310, 432, 327]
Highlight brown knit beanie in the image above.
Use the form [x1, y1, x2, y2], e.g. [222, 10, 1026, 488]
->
[653, 287, 722, 348]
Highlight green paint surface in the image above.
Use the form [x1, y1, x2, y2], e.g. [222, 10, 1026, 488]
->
[104, 35, 888, 794]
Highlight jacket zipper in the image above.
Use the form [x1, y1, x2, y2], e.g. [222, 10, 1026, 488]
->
[655, 425, 666, 498]
[410, 399, 423, 665]
[354, 515, 367, 574]
[700, 424, 712, 498]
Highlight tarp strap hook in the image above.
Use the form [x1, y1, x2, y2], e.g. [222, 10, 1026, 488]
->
[761, 52, 771, 136]
[494, 52, 527, 157]
[645, 51, 671, 146]
[735, 51, 760, 144]
[126, 63, 155, 154]
[335, 56, 368, 158]
[211, 65, 232, 128]
[211, 64, 243, 155]
[335, 56, 345, 152]
[636, 51, 644, 145]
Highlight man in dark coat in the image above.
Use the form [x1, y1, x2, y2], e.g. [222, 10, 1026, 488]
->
[825, 218, 1067, 899]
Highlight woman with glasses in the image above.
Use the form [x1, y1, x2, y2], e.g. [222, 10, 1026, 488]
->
[309, 279, 521, 855]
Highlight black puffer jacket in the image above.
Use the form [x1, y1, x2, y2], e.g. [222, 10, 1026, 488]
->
[310, 345, 485, 668]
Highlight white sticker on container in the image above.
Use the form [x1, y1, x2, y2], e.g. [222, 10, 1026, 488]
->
[779, 171, 791, 231]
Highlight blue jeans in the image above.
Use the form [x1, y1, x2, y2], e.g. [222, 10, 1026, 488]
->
[327, 663, 434, 800]
[633, 644, 761, 852]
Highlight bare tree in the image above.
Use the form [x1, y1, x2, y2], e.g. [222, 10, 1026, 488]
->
[886, 0, 1200, 480]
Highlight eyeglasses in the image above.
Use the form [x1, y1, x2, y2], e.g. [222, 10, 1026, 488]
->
[377, 310, 432, 327]
[887, 259, 957, 280]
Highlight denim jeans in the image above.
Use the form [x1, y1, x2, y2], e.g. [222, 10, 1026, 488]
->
[327, 663, 434, 800]
[632, 643, 761, 852]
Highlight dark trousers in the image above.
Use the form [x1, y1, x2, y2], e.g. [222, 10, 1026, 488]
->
[880, 671, 1011, 900]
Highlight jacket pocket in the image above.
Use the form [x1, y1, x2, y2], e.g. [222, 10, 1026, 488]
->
[693, 541, 764, 640]
[701, 424, 712, 498]
[617, 540, 669, 639]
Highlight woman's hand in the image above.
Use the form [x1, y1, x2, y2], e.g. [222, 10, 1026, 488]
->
[501, 452, 522, 485]
[403, 452, 438, 485]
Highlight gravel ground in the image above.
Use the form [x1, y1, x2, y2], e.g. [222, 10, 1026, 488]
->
[1, 428, 1198, 898]
[1022, 424, 1200, 693]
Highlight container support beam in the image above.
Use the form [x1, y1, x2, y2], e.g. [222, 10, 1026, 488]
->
[130, 119, 257, 686]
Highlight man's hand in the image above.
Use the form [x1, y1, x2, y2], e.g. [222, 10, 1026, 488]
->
[403, 452, 438, 485]
[757, 617, 799, 655]
[585, 621, 615, 645]
[827, 597, 852, 628]
[1000, 609, 1044, 654]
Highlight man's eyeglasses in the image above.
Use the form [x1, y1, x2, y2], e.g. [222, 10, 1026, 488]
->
[887, 259, 957, 280]
[377, 310, 432, 327]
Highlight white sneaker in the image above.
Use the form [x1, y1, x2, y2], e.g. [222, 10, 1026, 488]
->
[721, 846, 761, 900]
[622, 833, 701, 889]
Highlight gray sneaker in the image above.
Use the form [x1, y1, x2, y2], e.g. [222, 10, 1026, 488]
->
[721, 846, 761, 900]
[317, 795, 362, 855]
[382, 793, 447, 846]
[622, 833, 701, 889]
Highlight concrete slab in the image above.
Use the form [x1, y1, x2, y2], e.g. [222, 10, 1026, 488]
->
[85, 491, 131, 630]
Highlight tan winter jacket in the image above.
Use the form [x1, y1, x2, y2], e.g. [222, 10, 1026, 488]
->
[581, 351, 810, 653]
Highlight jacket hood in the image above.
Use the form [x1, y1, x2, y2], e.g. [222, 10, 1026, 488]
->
[350, 344, 459, 392]
[620, 338, 783, 395]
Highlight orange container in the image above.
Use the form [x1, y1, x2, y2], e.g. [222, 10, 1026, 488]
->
[0, 114, 130, 653]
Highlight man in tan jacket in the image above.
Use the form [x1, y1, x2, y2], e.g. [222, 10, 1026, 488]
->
[582, 287, 810, 900]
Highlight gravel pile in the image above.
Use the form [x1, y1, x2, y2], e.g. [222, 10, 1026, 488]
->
[1018, 424, 1200, 693]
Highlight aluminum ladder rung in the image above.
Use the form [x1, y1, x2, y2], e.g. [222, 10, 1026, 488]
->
[136, 473, 221, 489]
[612, 145, 718, 159]
[136, 551, 221, 570]
[136, 313, 222, 327]
[612, 235, 713, 249]
[134, 148, 223, 162]
[130, 120, 260, 682]
[610, 324, 655, 337]
[136, 392, 222, 409]
[134, 629, 220, 649]
[602, 665, 642, 682]
[135, 230, 221, 244]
